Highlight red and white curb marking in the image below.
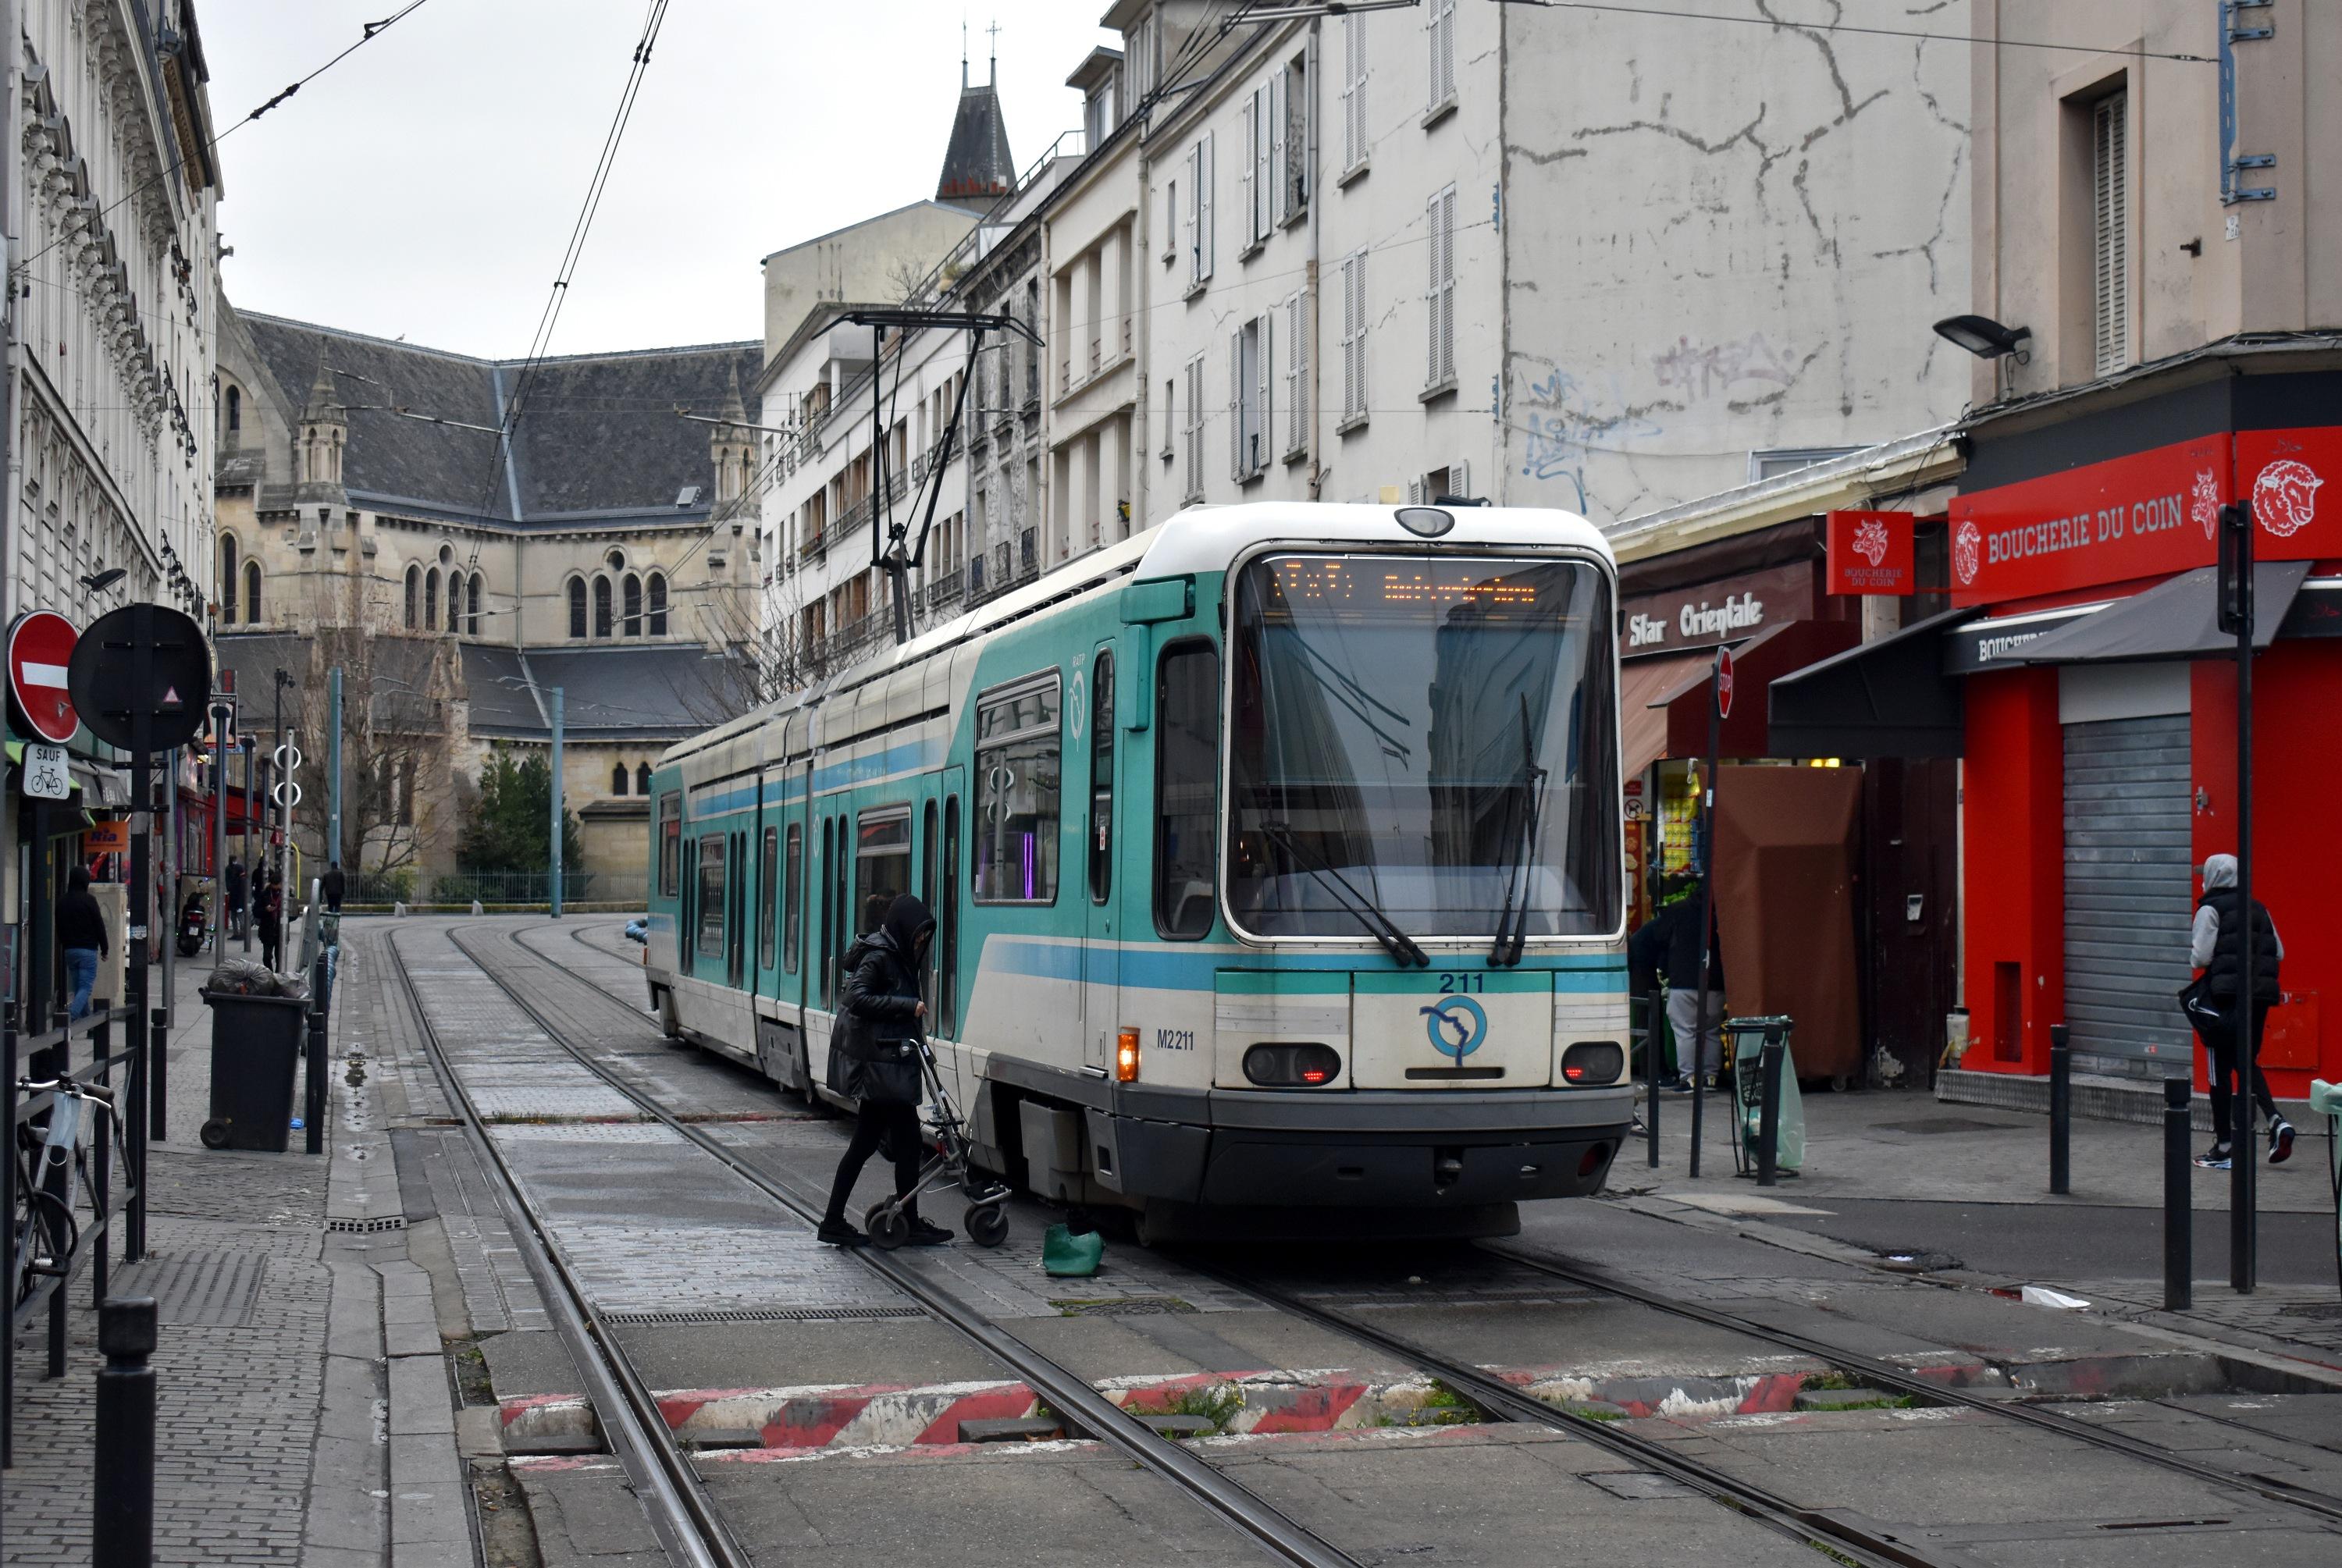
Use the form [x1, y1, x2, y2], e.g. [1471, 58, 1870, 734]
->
[499, 1355, 1837, 1454]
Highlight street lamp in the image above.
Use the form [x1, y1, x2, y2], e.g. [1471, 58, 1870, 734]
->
[1932, 315, 2032, 363]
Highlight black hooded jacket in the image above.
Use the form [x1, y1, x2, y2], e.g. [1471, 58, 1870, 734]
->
[834, 894, 934, 1060]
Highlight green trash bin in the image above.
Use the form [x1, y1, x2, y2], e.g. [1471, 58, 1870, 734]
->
[200, 990, 307, 1153]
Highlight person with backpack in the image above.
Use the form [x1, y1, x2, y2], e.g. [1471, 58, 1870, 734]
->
[2188, 853, 2295, 1170]
[818, 894, 949, 1247]
[258, 869, 285, 972]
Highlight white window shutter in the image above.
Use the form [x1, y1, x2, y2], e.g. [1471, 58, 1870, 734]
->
[1255, 313, 1273, 475]
[1426, 191, 1441, 385]
[2093, 93, 2127, 375]
[1183, 148, 1199, 282]
[1200, 133, 1215, 279]
[1451, 459, 1470, 500]
[1343, 17, 1365, 171]
[1237, 327, 1255, 482]
[1408, 478, 1425, 506]
[1286, 292, 1306, 454]
[1239, 96, 1257, 245]
[1270, 73, 1289, 227]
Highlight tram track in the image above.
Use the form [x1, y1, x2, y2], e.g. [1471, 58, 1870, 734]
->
[436, 920, 1367, 1568]
[498, 918, 2342, 1559]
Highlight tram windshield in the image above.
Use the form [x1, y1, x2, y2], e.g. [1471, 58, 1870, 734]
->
[1227, 553, 1620, 942]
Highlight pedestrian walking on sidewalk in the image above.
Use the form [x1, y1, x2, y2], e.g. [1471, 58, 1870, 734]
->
[1632, 877, 1726, 1091]
[818, 894, 949, 1249]
[224, 855, 247, 940]
[57, 865, 109, 1020]
[258, 870, 285, 972]
[2187, 852, 2294, 1169]
[322, 862, 346, 913]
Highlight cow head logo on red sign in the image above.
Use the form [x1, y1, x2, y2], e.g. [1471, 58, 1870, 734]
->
[2254, 459, 2324, 539]
[1952, 519, 1981, 587]
[2191, 468, 2221, 540]
[1851, 517, 1891, 567]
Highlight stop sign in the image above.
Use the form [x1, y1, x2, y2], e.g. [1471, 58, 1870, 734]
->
[1715, 644, 1736, 720]
[9, 611, 80, 744]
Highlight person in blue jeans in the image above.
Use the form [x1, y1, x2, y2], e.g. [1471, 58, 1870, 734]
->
[56, 864, 109, 1020]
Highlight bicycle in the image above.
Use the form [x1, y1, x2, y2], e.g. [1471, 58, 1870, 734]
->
[11, 1072, 126, 1311]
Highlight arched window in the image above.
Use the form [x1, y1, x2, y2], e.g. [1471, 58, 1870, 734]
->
[219, 535, 238, 624]
[635, 763, 652, 795]
[468, 573, 483, 635]
[447, 573, 462, 633]
[225, 384, 240, 434]
[622, 573, 642, 637]
[244, 561, 262, 624]
[646, 572, 668, 635]
[610, 763, 628, 795]
[592, 575, 613, 638]
[405, 564, 421, 629]
[567, 577, 587, 639]
[424, 568, 440, 631]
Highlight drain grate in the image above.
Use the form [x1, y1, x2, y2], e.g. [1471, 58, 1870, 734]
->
[326, 1216, 408, 1233]
[603, 1305, 929, 1326]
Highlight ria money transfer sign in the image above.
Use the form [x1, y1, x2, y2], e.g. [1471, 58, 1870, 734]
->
[1947, 428, 2342, 608]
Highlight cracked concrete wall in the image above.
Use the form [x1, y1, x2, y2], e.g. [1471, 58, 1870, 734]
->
[1500, 0, 1970, 524]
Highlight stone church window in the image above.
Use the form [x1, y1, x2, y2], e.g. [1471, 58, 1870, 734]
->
[623, 573, 642, 637]
[226, 385, 240, 435]
[647, 572, 668, 635]
[568, 578, 587, 639]
[405, 564, 421, 629]
[468, 574, 483, 635]
[635, 763, 652, 795]
[245, 562, 262, 624]
[611, 763, 628, 795]
[425, 569, 439, 630]
[593, 575, 614, 638]
[220, 535, 238, 624]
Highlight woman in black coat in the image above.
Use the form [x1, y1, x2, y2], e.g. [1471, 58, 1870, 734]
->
[818, 893, 951, 1246]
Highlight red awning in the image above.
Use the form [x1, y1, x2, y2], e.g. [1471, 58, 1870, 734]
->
[1656, 619, 1861, 760]
[1619, 652, 1710, 780]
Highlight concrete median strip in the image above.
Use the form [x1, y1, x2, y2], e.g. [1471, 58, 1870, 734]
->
[497, 1354, 1848, 1456]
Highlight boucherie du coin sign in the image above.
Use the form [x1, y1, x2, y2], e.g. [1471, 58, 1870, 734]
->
[1824, 510, 1915, 595]
[1947, 428, 2339, 607]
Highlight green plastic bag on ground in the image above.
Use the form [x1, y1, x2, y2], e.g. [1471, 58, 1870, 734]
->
[1042, 1223, 1104, 1278]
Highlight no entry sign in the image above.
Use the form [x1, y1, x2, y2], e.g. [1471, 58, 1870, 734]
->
[1715, 645, 1736, 720]
[9, 611, 80, 744]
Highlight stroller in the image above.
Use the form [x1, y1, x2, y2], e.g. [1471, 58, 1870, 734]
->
[862, 1030, 1013, 1250]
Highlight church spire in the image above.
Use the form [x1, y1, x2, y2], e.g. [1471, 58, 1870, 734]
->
[936, 26, 1015, 204]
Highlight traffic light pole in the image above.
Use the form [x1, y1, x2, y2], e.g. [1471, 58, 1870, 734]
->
[2230, 502, 2258, 1294]
[549, 686, 564, 918]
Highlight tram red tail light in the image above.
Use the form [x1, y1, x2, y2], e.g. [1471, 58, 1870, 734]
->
[1116, 1028, 1141, 1083]
[1244, 1043, 1342, 1087]
[1561, 1040, 1624, 1084]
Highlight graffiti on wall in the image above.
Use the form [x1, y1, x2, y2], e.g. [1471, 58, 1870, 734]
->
[1651, 332, 1799, 402]
[1516, 367, 1664, 511]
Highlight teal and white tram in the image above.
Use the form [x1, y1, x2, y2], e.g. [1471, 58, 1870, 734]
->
[642, 503, 1629, 1239]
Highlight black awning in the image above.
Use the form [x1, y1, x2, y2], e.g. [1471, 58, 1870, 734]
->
[1767, 606, 1972, 760]
[2012, 560, 2308, 664]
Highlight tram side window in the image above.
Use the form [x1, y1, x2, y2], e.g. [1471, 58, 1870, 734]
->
[1155, 642, 1221, 940]
[921, 802, 940, 1008]
[758, 827, 778, 970]
[973, 674, 1062, 904]
[941, 795, 961, 1035]
[1088, 649, 1116, 902]
[696, 836, 726, 958]
[782, 823, 803, 974]
[658, 792, 681, 897]
[856, 809, 912, 934]
[819, 818, 835, 1004]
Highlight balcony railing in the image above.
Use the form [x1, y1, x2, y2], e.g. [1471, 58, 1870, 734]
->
[927, 567, 965, 612]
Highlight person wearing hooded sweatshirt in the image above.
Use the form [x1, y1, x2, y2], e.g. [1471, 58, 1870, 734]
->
[2188, 853, 2294, 1169]
[57, 865, 109, 1020]
[819, 893, 952, 1246]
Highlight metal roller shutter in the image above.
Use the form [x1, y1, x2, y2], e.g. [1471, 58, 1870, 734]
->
[2062, 714, 2194, 1073]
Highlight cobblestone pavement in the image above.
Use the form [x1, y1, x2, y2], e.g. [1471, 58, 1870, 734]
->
[5, 922, 472, 1567]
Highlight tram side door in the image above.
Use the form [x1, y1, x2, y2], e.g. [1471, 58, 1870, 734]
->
[1080, 645, 1120, 1076]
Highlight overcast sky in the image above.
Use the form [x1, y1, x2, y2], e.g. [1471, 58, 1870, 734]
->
[203, 1, 1116, 358]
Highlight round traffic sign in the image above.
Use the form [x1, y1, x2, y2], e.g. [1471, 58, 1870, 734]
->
[1715, 645, 1736, 721]
[67, 603, 212, 752]
[9, 611, 80, 744]
[273, 780, 304, 809]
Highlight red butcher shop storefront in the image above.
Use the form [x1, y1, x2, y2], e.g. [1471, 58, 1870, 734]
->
[1774, 357, 2342, 1098]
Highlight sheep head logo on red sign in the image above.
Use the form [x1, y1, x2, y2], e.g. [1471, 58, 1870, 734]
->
[2253, 459, 2324, 539]
[1952, 519, 1981, 586]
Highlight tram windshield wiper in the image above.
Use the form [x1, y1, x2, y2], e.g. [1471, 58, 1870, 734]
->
[1258, 820, 1429, 969]
[1487, 694, 1551, 967]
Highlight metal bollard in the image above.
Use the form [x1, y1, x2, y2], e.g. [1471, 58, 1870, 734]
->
[2162, 1076, 2192, 1312]
[1646, 983, 1663, 1168]
[2048, 1023, 2071, 1196]
[305, 956, 329, 1156]
[93, 1296, 158, 1568]
[1756, 1025, 1785, 1188]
